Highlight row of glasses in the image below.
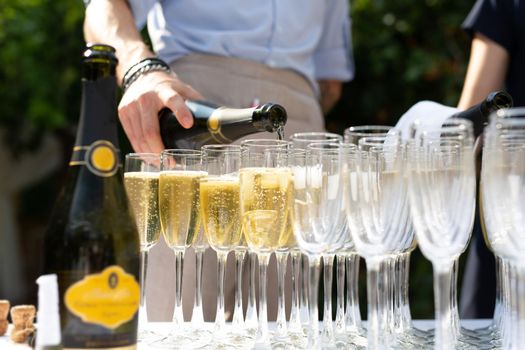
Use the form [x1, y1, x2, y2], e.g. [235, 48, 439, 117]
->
[126, 148, 256, 349]
[481, 108, 525, 349]
[123, 123, 495, 350]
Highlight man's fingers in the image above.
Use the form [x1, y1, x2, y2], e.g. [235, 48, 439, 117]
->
[159, 90, 194, 128]
[138, 95, 165, 153]
[180, 83, 204, 101]
[119, 104, 142, 152]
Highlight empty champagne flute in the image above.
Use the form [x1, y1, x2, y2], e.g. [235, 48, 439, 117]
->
[157, 149, 207, 348]
[481, 108, 525, 349]
[343, 125, 393, 341]
[344, 133, 413, 349]
[292, 144, 347, 349]
[124, 153, 161, 343]
[407, 135, 476, 350]
[240, 139, 292, 348]
[290, 132, 343, 341]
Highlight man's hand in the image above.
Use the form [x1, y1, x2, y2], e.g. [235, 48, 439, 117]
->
[118, 70, 203, 153]
[318, 80, 342, 115]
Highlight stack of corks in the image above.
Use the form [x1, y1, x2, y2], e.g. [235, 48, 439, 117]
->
[0, 300, 36, 343]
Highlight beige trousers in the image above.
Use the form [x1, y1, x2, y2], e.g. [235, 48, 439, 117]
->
[146, 54, 324, 322]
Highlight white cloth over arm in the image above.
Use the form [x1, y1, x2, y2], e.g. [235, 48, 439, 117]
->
[395, 101, 459, 140]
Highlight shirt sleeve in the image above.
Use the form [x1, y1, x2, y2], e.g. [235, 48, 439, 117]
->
[313, 0, 355, 81]
[462, 0, 514, 53]
[126, 0, 158, 29]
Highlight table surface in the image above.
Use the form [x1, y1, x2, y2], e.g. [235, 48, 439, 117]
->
[0, 320, 492, 349]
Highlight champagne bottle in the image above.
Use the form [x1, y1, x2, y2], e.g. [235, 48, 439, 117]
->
[159, 100, 287, 149]
[43, 44, 140, 350]
[451, 90, 513, 137]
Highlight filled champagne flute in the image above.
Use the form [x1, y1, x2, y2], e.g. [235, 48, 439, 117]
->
[186, 228, 211, 342]
[199, 145, 250, 347]
[124, 153, 162, 342]
[240, 139, 292, 348]
[157, 149, 207, 348]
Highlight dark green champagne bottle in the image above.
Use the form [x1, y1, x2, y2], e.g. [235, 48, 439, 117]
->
[451, 90, 513, 137]
[159, 100, 288, 149]
[43, 44, 140, 350]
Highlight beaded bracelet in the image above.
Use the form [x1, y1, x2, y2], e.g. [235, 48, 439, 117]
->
[122, 57, 171, 92]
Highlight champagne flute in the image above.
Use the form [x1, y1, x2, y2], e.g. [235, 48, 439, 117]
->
[124, 153, 161, 342]
[186, 228, 211, 342]
[157, 149, 207, 348]
[240, 139, 292, 348]
[407, 137, 476, 350]
[292, 144, 347, 348]
[199, 145, 250, 347]
[482, 109, 525, 348]
[344, 133, 413, 349]
[343, 125, 393, 343]
[290, 131, 343, 340]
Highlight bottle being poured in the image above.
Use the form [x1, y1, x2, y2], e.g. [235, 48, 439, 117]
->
[159, 100, 288, 149]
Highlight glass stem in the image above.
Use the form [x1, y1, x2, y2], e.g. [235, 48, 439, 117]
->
[245, 252, 258, 330]
[172, 250, 185, 329]
[289, 249, 302, 333]
[301, 253, 310, 326]
[383, 257, 394, 336]
[345, 253, 361, 331]
[322, 254, 335, 343]
[451, 259, 460, 337]
[275, 251, 289, 339]
[307, 255, 321, 349]
[493, 256, 503, 330]
[433, 261, 455, 350]
[191, 248, 205, 326]
[232, 249, 246, 330]
[366, 257, 387, 350]
[393, 255, 402, 332]
[214, 251, 227, 334]
[256, 253, 270, 346]
[401, 252, 412, 329]
[335, 254, 346, 335]
[138, 249, 149, 332]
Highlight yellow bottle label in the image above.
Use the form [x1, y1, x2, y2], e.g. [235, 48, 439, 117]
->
[65, 266, 140, 329]
[69, 140, 120, 177]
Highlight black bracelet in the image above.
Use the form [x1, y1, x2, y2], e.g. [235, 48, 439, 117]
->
[122, 57, 171, 92]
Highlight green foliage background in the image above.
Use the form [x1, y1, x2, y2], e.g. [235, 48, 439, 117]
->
[0, 0, 475, 317]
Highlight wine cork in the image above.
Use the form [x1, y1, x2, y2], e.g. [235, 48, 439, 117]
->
[10, 328, 34, 343]
[10, 305, 36, 329]
[0, 319, 7, 336]
[0, 300, 9, 319]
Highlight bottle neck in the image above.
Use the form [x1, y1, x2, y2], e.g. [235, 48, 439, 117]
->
[70, 75, 120, 176]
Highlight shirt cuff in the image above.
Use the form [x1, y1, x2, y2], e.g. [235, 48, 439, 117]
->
[313, 47, 354, 81]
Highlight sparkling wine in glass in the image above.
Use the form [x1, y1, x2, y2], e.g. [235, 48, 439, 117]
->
[157, 149, 207, 348]
[124, 153, 161, 343]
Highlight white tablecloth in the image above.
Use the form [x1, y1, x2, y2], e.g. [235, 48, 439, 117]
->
[0, 320, 492, 349]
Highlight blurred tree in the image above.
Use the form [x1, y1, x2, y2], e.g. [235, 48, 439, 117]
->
[0, 0, 84, 157]
[327, 0, 473, 132]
